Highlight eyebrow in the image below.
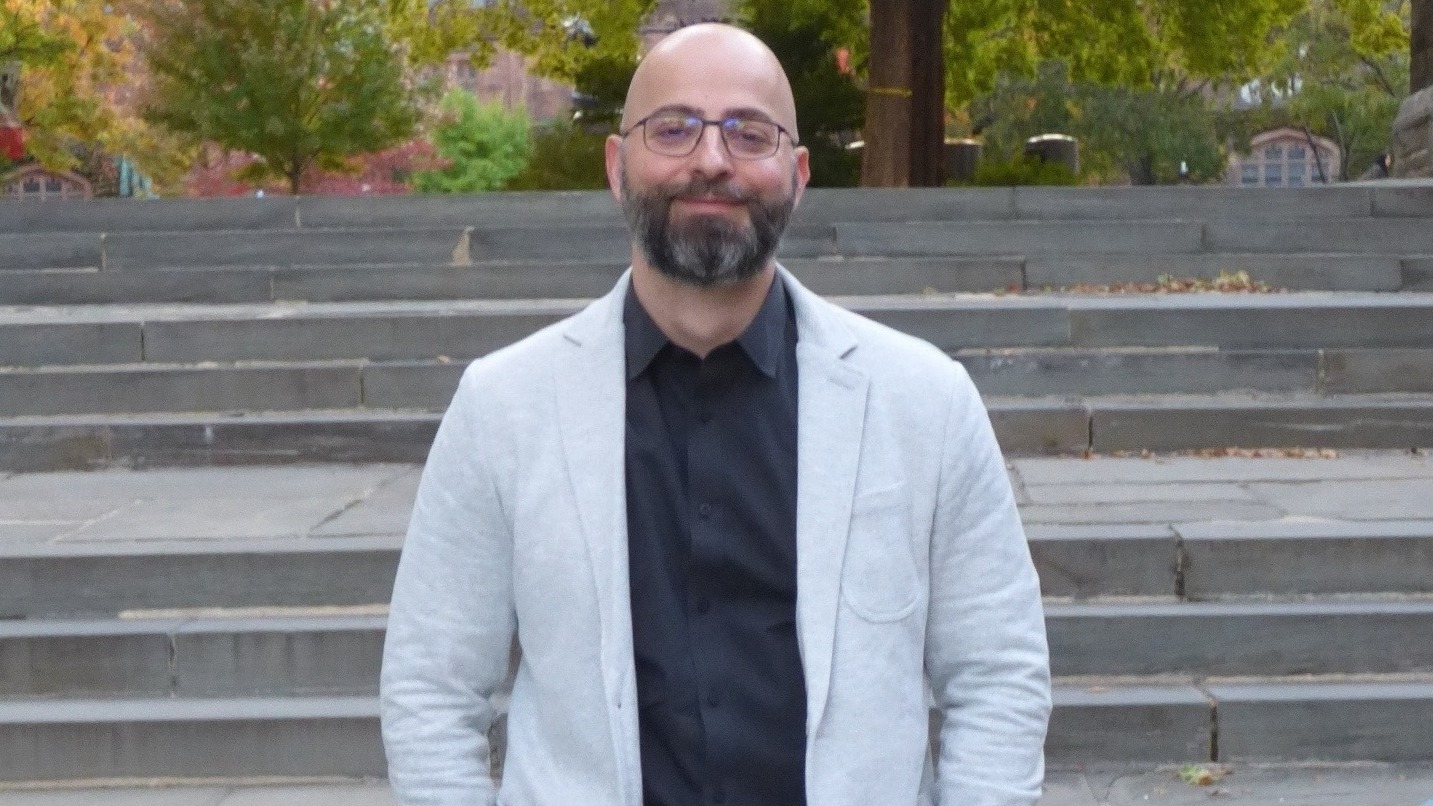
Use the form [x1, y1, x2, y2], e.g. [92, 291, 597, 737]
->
[645, 104, 778, 124]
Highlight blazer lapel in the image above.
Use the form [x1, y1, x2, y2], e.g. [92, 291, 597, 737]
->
[786, 269, 869, 737]
[552, 277, 638, 761]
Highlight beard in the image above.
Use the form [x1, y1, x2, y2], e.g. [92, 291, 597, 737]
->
[620, 167, 795, 288]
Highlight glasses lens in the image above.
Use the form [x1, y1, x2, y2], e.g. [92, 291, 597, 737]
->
[643, 115, 702, 156]
[722, 119, 780, 158]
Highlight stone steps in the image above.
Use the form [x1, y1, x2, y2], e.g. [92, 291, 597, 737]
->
[0, 695, 387, 781]
[2, 253, 1422, 308]
[8, 219, 1433, 272]
[3, 393, 1432, 470]
[4, 294, 1431, 365]
[4, 187, 1429, 237]
[4, 600, 1430, 701]
[1047, 676, 1433, 764]
[5, 520, 1429, 620]
[1, 347, 1429, 417]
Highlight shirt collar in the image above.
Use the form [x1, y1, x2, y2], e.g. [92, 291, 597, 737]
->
[623, 273, 790, 380]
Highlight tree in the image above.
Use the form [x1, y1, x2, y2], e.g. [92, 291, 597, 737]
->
[1413, 0, 1431, 90]
[141, 0, 421, 194]
[973, 60, 1224, 184]
[1, 0, 187, 184]
[739, 0, 866, 186]
[413, 89, 531, 192]
[472, 0, 656, 85]
[1230, 0, 1410, 179]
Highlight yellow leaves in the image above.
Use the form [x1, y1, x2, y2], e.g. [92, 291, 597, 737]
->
[5, 0, 167, 173]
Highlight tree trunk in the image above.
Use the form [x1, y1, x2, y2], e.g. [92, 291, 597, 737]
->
[907, 0, 948, 186]
[1414, 0, 1432, 93]
[861, 0, 914, 186]
[860, 0, 948, 187]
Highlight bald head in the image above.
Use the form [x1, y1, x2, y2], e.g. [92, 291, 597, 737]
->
[621, 23, 799, 143]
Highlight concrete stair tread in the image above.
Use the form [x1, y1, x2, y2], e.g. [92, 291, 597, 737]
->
[3, 289, 1432, 323]
[0, 695, 379, 724]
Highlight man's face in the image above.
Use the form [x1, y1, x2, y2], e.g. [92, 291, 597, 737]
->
[618, 157, 797, 288]
[606, 40, 810, 288]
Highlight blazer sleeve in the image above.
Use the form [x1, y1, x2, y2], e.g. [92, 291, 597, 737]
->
[925, 363, 1052, 806]
[381, 364, 515, 806]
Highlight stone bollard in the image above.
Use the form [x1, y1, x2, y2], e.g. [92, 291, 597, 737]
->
[1025, 134, 1079, 175]
[1392, 86, 1433, 178]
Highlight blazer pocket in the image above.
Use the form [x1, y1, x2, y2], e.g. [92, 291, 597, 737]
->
[840, 485, 920, 623]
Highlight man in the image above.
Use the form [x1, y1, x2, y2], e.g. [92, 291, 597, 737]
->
[381, 22, 1050, 806]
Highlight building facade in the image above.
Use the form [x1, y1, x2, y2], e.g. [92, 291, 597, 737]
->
[1227, 127, 1342, 187]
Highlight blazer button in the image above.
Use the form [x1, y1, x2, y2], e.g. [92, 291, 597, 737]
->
[698, 503, 712, 518]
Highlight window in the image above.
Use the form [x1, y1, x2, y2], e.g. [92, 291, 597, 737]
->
[44, 177, 62, 193]
[1241, 163, 1260, 185]
[1265, 164, 1284, 185]
[22, 178, 40, 193]
[1264, 145, 1284, 160]
[1288, 163, 1306, 187]
[1289, 145, 1307, 160]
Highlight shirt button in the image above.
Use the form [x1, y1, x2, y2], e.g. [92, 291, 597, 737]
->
[698, 503, 712, 518]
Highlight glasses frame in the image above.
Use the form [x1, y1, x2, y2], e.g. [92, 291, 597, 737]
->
[620, 112, 797, 161]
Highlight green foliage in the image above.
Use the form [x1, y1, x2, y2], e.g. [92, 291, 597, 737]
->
[1224, 0, 1409, 179]
[570, 52, 637, 130]
[473, 0, 655, 84]
[141, 0, 421, 194]
[413, 89, 532, 193]
[504, 121, 608, 190]
[946, 0, 1308, 113]
[967, 154, 1079, 186]
[972, 61, 1223, 184]
[740, 0, 866, 186]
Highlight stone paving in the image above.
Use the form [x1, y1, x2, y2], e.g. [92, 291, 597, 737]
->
[1, 450, 1430, 548]
[0, 765, 1430, 805]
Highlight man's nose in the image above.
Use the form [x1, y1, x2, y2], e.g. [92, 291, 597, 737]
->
[689, 125, 735, 177]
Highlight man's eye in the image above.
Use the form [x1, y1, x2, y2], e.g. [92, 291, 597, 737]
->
[650, 118, 696, 140]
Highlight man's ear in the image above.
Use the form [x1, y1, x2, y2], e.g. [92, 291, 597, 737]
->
[792, 146, 812, 208]
[605, 135, 625, 206]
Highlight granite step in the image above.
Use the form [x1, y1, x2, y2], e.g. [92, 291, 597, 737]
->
[0, 695, 386, 781]
[2, 347, 1429, 417]
[3, 187, 1428, 237]
[2, 253, 1422, 309]
[4, 294, 1433, 369]
[0, 615, 385, 698]
[4, 600, 1429, 700]
[3, 515, 1430, 618]
[1047, 675, 1433, 764]
[2, 676, 1427, 781]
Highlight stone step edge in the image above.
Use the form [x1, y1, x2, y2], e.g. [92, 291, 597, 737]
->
[4, 289, 1433, 324]
[6, 344, 1430, 374]
[0, 391, 1430, 421]
[9, 598, 1433, 637]
[1, 676, 1429, 722]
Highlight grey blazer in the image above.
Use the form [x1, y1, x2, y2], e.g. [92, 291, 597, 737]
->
[381, 268, 1051, 806]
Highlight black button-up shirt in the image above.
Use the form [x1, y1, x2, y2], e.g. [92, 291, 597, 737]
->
[624, 275, 807, 806]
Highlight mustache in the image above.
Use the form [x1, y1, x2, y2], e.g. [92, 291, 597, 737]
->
[666, 178, 752, 205]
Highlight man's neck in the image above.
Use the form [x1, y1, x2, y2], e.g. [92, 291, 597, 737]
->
[629, 260, 776, 359]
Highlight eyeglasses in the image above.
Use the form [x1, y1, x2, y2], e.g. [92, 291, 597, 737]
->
[620, 113, 795, 160]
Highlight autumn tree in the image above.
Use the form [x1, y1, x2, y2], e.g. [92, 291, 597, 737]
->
[141, 0, 421, 194]
[1, 0, 188, 184]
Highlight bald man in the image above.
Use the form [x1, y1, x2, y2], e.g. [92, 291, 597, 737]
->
[381, 23, 1051, 806]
